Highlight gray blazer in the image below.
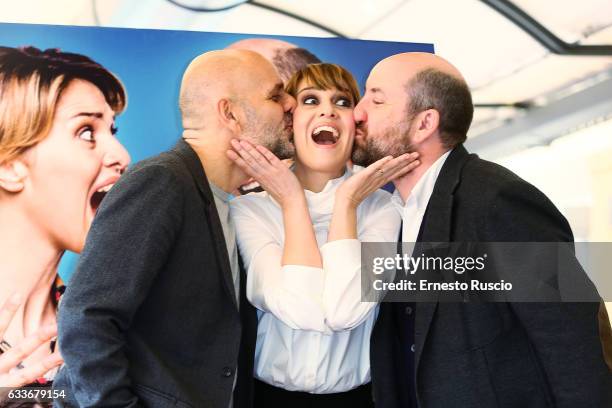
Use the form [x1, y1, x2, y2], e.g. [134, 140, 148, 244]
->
[54, 139, 257, 407]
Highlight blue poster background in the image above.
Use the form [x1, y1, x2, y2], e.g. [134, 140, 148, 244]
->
[0, 22, 433, 280]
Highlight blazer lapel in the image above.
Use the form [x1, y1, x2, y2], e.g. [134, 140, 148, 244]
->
[172, 139, 238, 310]
[414, 145, 474, 371]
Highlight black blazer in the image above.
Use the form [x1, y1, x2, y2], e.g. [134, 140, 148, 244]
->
[371, 145, 611, 408]
[54, 139, 257, 407]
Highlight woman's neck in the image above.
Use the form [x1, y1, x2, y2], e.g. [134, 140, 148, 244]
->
[293, 162, 345, 193]
[0, 205, 61, 342]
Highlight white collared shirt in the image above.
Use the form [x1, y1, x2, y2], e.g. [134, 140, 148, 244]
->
[230, 168, 400, 393]
[391, 150, 451, 244]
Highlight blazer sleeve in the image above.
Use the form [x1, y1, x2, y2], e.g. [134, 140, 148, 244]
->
[484, 179, 611, 407]
[57, 163, 184, 407]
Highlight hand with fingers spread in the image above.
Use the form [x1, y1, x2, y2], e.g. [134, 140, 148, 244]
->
[228, 138, 322, 268]
[327, 153, 419, 243]
[0, 294, 63, 400]
[227, 139, 304, 206]
[337, 152, 420, 209]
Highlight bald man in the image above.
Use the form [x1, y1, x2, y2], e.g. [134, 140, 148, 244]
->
[352, 53, 611, 407]
[54, 50, 296, 408]
[227, 38, 320, 83]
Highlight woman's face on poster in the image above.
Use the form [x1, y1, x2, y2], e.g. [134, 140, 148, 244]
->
[292, 81, 355, 174]
[18, 79, 130, 253]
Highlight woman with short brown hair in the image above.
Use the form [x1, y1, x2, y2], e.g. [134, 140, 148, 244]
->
[230, 63, 418, 407]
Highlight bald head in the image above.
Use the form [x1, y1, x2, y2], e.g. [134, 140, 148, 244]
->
[179, 49, 279, 129]
[352, 52, 473, 167]
[375, 52, 465, 84]
[226, 37, 320, 83]
[372, 52, 473, 148]
[178, 48, 295, 167]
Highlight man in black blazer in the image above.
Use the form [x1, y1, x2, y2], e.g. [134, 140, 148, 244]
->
[54, 49, 296, 407]
[352, 52, 611, 407]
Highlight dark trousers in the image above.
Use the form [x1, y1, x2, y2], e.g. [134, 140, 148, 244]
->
[254, 379, 375, 408]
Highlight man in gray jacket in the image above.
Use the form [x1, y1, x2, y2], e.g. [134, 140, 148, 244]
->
[54, 49, 295, 408]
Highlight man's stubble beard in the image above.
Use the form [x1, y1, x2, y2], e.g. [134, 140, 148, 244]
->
[243, 105, 295, 160]
[351, 120, 415, 167]
[267, 113, 295, 160]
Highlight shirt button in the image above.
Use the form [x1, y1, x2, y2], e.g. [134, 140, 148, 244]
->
[410, 344, 415, 353]
[405, 306, 413, 315]
[222, 367, 233, 377]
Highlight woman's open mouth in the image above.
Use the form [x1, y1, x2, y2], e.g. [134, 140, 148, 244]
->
[89, 183, 115, 213]
[311, 125, 339, 146]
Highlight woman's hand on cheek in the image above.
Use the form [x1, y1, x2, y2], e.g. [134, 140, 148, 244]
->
[0, 294, 64, 399]
[337, 152, 420, 209]
[227, 139, 303, 206]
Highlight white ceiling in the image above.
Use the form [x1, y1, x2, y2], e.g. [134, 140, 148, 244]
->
[513, 0, 612, 43]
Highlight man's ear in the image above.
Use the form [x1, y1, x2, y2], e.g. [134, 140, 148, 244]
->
[411, 108, 440, 144]
[0, 160, 28, 193]
[217, 98, 241, 134]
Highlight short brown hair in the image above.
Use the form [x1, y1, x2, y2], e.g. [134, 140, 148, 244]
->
[0, 46, 126, 164]
[285, 63, 360, 106]
[406, 68, 473, 148]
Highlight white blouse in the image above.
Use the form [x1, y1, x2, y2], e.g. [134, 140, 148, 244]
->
[230, 168, 400, 393]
